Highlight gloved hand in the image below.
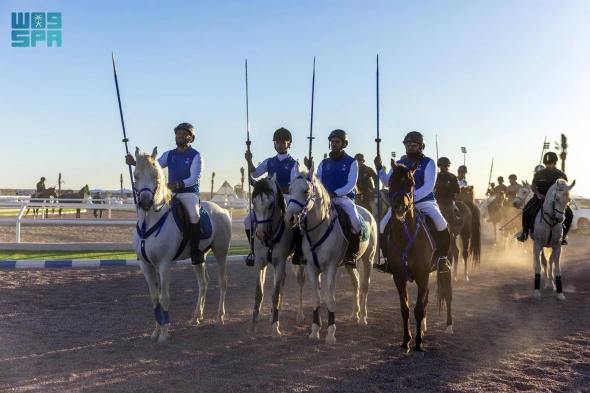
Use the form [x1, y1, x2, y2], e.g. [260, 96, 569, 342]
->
[125, 154, 136, 166]
[167, 181, 183, 192]
[374, 155, 382, 170]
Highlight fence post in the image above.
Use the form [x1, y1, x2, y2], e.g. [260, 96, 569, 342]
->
[16, 203, 26, 243]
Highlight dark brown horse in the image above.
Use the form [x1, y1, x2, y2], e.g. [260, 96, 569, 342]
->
[27, 187, 58, 218]
[436, 198, 481, 282]
[383, 160, 453, 352]
[58, 185, 90, 218]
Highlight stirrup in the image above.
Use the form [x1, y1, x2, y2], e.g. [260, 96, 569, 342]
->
[244, 253, 255, 267]
[436, 257, 451, 274]
[561, 236, 568, 245]
[191, 249, 205, 265]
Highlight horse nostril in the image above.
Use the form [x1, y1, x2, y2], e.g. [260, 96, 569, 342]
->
[289, 216, 295, 225]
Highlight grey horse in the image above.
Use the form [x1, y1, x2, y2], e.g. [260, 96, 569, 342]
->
[133, 147, 232, 343]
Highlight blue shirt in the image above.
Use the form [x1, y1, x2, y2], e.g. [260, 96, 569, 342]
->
[158, 147, 202, 193]
[318, 153, 358, 198]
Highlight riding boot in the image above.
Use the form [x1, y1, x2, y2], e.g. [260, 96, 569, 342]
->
[433, 228, 451, 273]
[344, 233, 361, 269]
[244, 229, 255, 266]
[190, 223, 205, 265]
[373, 231, 389, 273]
[562, 206, 573, 245]
[291, 228, 306, 265]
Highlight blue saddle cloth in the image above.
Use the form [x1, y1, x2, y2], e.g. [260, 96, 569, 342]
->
[171, 198, 213, 239]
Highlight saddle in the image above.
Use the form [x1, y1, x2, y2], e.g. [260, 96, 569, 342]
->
[333, 204, 370, 243]
[170, 198, 213, 257]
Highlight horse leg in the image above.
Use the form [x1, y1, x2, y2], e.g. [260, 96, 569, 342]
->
[271, 261, 287, 338]
[461, 233, 470, 282]
[192, 262, 208, 325]
[533, 241, 542, 299]
[140, 262, 161, 341]
[414, 277, 429, 351]
[345, 265, 360, 322]
[393, 274, 411, 351]
[543, 248, 553, 290]
[325, 265, 338, 345]
[357, 256, 371, 326]
[552, 246, 565, 300]
[156, 262, 173, 343]
[295, 265, 306, 323]
[213, 247, 228, 325]
[307, 265, 321, 340]
[248, 264, 267, 334]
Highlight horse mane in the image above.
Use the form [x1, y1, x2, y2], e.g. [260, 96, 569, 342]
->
[252, 177, 285, 214]
[139, 154, 171, 204]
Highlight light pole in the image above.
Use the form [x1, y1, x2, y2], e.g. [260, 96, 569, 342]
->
[461, 146, 467, 166]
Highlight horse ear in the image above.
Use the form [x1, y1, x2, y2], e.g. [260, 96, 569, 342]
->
[151, 147, 158, 159]
[390, 158, 397, 169]
[135, 146, 140, 158]
[569, 180, 576, 190]
[306, 168, 314, 181]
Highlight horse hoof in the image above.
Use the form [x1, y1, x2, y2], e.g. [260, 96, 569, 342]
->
[557, 293, 566, 301]
[464, 275, 470, 283]
[533, 290, 541, 300]
[217, 316, 225, 325]
[358, 316, 368, 326]
[157, 334, 169, 344]
[445, 325, 454, 334]
[400, 343, 411, 353]
[309, 324, 320, 340]
[325, 336, 336, 345]
[413, 346, 425, 353]
[350, 313, 360, 323]
[150, 328, 160, 341]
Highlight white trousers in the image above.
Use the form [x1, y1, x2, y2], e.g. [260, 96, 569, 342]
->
[334, 196, 361, 234]
[175, 193, 200, 224]
[380, 199, 447, 233]
[244, 194, 290, 229]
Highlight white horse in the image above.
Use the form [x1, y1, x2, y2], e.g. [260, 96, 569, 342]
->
[285, 168, 378, 345]
[247, 176, 306, 337]
[512, 181, 533, 209]
[133, 148, 232, 343]
[531, 179, 573, 301]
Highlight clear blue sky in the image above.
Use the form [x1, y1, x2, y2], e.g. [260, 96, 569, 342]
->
[2, 0, 589, 197]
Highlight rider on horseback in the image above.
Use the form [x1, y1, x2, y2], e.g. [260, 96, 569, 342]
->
[305, 129, 362, 267]
[435, 157, 462, 227]
[457, 165, 468, 188]
[36, 177, 46, 193]
[354, 153, 377, 212]
[516, 152, 573, 245]
[126, 122, 204, 264]
[506, 174, 521, 199]
[243, 127, 304, 266]
[374, 131, 451, 273]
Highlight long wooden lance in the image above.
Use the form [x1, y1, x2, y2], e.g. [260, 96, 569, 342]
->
[375, 54, 382, 260]
[487, 157, 494, 192]
[111, 53, 136, 204]
[244, 59, 254, 256]
[308, 57, 316, 164]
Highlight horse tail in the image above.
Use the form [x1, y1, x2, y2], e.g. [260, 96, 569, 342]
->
[466, 200, 481, 265]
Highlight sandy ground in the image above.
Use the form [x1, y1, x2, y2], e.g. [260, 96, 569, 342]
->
[0, 233, 589, 392]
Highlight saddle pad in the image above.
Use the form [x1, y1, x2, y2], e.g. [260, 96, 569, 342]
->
[171, 199, 213, 239]
[334, 204, 369, 243]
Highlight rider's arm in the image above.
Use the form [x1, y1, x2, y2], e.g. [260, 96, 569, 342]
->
[334, 160, 359, 197]
[157, 151, 169, 169]
[181, 152, 203, 189]
[414, 159, 436, 202]
[316, 161, 323, 179]
[250, 158, 269, 179]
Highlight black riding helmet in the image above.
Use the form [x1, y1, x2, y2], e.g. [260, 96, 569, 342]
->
[403, 131, 425, 151]
[437, 157, 451, 167]
[273, 127, 292, 142]
[543, 151, 558, 165]
[328, 129, 348, 147]
[174, 122, 195, 142]
[458, 165, 467, 173]
[509, 174, 517, 180]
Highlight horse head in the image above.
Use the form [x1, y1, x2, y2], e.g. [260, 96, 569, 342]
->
[134, 147, 169, 211]
[251, 175, 284, 242]
[387, 159, 416, 221]
[543, 179, 571, 224]
[513, 183, 532, 209]
[285, 167, 327, 229]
